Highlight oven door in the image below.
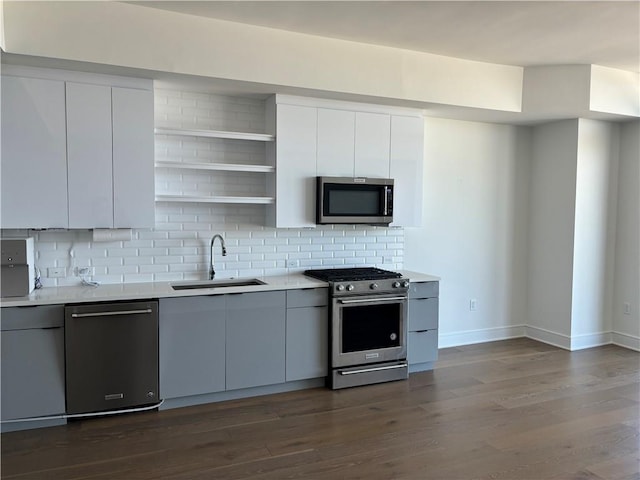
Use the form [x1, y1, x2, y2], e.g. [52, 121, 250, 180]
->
[331, 294, 407, 369]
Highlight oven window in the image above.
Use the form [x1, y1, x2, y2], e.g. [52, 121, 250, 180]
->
[341, 303, 401, 353]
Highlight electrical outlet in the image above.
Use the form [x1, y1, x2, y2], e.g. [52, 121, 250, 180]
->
[286, 259, 299, 268]
[75, 266, 95, 277]
[469, 299, 477, 311]
[623, 302, 631, 315]
[47, 267, 66, 278]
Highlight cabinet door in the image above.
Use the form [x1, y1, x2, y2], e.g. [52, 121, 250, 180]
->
[112, 87, 155, 228]
[66, 82, 114, 228]
[408, 330, 438, 365]
[159, 296, 226, 398]
[273, 104, 317, 228]
[354, 112, 390, 178]
[408, 298, 439, 332]
[317, 108, 355, 177]
[1, 76, 68, 228]
[226, 291, 286, 390]
[390, 115, 424, 227]
[1, 327, 66, 420]
[286, 306, 328, 381]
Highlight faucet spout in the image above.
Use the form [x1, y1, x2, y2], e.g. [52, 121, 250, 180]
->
[209, 234, 227, 280]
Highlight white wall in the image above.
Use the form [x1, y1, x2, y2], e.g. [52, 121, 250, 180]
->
[0, 0, 5, 51]
[522, 65, 640, 120]
[612, 120, 640, 349]
[590, 66, 640, 117]
[526, 120, 579, 346]
[404, 118, 530, 347]
[571, 119, 619, 346]
[522, 66, 591, 117]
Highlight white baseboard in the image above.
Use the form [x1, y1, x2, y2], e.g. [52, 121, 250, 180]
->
[611, 331, 640, 351]
[524, 326, 571, 350]
[441, 324, 639, 352]
[438, 325, 526, 348]
[569, 332, 613, 351]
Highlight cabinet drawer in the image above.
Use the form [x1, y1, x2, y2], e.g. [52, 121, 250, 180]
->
[227, 290, 285, 310]
[1, 305, 64, 331]
[159, 295, 225, 315]
[408, 330, 438, 365]
[408, 298, 438, 331]
[409, 281, 439, 299]
[286, 288, 328, 308]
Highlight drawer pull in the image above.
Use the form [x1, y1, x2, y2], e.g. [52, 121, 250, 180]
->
[71, 309, 153, 318]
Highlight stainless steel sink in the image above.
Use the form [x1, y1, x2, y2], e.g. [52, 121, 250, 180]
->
[171, 278, 266, 291]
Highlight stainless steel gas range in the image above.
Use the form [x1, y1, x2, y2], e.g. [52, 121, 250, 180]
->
[304, 267, 409, 389]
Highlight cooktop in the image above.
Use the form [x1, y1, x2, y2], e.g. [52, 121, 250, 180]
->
[303, 267, 402, 282]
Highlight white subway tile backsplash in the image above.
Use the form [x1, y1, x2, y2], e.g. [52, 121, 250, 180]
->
[16, 88, 403, 286]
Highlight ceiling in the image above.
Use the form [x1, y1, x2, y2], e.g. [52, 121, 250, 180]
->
[133, 1, 640, 73]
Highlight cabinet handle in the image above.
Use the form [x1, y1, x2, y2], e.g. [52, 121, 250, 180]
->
[339, 296, 407, 305]
[414, 329, 430, 333]
[70, 309, 153, 318]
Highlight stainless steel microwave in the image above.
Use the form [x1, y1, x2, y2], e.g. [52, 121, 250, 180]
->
[316, 176, 394, 225]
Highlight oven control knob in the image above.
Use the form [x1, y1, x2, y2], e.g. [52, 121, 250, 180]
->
[390, 332, 397, 341]
[336, 284, 345, 291]
[402, 281, 410, 288]
[393, 281, 401, 288]
[346, 284, 355, 291]
[370, 283, 378, 290]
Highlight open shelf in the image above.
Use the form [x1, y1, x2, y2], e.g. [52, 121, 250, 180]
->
[154, 127, 274, 142]
[155, 161, 274, 173]
[155, 195, 275, 205]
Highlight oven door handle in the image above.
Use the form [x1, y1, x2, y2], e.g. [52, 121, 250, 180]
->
[338, 296, 407, 305]
[340, 363, 408, 375]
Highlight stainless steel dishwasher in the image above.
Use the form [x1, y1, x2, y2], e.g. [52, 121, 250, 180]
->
[65, 301, 159, 415]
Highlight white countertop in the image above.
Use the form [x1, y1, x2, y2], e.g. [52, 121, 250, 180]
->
[0, 270, 440, 307]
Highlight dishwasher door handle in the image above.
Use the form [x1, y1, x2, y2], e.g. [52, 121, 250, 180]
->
[70, 308, 154, 318]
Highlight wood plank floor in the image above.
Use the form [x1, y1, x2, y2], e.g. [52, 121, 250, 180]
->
[2, 338, 638, 479]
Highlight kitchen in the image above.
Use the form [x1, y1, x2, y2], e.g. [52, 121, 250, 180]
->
[1, 1, 639, 478]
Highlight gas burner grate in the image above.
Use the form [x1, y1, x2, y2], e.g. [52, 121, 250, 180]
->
[304, 267, 402, 282]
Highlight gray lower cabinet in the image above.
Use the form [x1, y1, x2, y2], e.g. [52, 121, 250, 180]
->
[1, 306, 66, 420]
[226, 291, 286, 391]
[159, 296, 226, 398]
[407, 281, 439, 367]
[285, 288, 329, 381]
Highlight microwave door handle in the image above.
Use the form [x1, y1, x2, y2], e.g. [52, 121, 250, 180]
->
[383, 187, 389, 215]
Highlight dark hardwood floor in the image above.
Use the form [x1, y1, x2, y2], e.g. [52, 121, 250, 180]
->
[2, 338, 639, 479]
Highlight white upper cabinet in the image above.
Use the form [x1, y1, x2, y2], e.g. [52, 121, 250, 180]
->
[66, 82, 114, 228]
[112, 87, 155, 228]
[390, 115, 424, 227]
[317, 108, 355, 177]
[354, 112, 391, 178]
[0, 67, 154, 229]
[267, 102, 318, 228]
[265, 94, 424, 229]
[1, 76, 68, 228]
[317, 110, 391, 179]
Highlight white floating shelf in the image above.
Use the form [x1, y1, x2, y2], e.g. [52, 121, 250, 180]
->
[155, 161, 275, 173]
[155, 195, 275, 205]
[154, 127, 274, 142]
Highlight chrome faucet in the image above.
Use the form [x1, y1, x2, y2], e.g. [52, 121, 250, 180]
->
[209, 234, 227, 280]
